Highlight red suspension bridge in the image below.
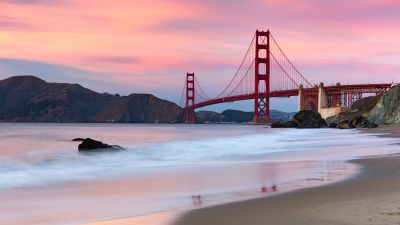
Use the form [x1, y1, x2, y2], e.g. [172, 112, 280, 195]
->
[179, 30, 393, 123]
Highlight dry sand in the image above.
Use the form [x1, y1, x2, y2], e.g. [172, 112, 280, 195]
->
[86, 126, 400, 225]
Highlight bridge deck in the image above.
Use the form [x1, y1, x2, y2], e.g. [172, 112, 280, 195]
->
[188, 83, 392, 110]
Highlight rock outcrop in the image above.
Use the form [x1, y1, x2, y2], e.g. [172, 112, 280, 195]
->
[326, 95, 381, 129]
[271, 110, 327, 128]
[293, 110, 327, 128]
[78, 138, 124, 151]
[0, 76, 184, 123]
[368, 84, 400, 124]
[271, 120, 297, 128]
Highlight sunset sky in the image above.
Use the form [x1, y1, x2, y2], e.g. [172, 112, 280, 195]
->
[1, 0, 399, 111]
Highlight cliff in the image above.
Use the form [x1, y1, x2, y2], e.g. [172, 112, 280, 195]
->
[368, 84, 400, 124]
[0, 76, 184, 123]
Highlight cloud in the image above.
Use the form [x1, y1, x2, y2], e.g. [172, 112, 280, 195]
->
[0, 16, 34, 30]
[2, 0, 65, 4]
[143, 17, 249, 34]
[0, 57, 105, 85]
[0, 57, 188, 101]
[0, 0, 399, 112]
[85, 56, 141, 65]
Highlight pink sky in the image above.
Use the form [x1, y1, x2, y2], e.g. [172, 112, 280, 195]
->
[0, 0, 399, 111]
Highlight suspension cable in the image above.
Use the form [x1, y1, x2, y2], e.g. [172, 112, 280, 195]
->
[178, 80, 186, 107]
[194, 77, 212, 100]
[226, 59, 255, 97]
[270, 33, 313, 87]
[215, 33, 256, 98]
[270, 51, 299, 88]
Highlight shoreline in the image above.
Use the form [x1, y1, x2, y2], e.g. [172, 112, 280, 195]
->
[172, 126, 400, 225]
[84, 125, 400, 225]
[80, 159, 358, 225]
[173, 155, 400, 225]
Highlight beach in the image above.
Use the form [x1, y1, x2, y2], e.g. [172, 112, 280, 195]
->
[1, 124, 399, 225]
[84, 126, 400, 225]
[172, 126, 400, 225]
[173, 156, 400, 225]
[86, 157, 400, 225]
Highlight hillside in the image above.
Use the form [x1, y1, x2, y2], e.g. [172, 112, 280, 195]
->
[0, 76, 184, 123]
[196, 109, 295, 123]
[368, 84, 400, 124]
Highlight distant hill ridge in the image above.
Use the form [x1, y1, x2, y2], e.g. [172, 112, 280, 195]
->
[196, 109, 295, 123]
[0, 76, 296, 123]
[0, 76, 184, 123]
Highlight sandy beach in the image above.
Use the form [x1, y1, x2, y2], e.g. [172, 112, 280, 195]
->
[173, 126, 400, 225]
[84, 126, 400, 225]
[174, 156, 400, 225]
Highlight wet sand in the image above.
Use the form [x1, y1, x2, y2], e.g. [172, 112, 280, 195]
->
[173, 125, 400, 225]
[2, 160, 352, 225]
[173, 156, 400, 225]
[360, 124, 400, 138]
[82, 211, 183, 225]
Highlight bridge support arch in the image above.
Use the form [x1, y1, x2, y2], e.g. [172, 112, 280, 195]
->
[185, 73, 196, 123]
[298, 84, 319, 112]
[253, 30, 270, 123]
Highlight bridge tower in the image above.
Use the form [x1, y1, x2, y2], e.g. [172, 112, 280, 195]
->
[185, 73, 196, 123]
[253, 30, 270, 123]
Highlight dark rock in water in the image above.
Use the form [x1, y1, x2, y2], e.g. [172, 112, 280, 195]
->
[271, 120, 297, 128]
[78, 138, 124, 151]
[72, 138, 85, 142]
[293, 110, 327, 128]
[271, 110, 327, 128]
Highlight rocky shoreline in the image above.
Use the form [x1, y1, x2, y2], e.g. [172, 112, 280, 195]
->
[273, 84, 399, 129]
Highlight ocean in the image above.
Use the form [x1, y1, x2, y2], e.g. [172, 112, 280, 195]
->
[0, 123, 398, 225]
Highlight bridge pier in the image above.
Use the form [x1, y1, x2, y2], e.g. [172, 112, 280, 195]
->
[185, 73, 196, 123]
[317, 82, 348, 119]
[185, 110, 196, 124]
[253, 30, 270, 124]
[298, 85, 304, 111]
[317, 82, 328, 112]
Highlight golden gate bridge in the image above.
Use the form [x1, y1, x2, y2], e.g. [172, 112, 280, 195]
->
[179, 30, 392, 123]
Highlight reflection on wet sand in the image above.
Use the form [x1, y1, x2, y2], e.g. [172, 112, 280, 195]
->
[191, 195, 202, 207]
[0, 159, 357, 225]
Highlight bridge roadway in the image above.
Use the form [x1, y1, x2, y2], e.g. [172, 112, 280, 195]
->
[188, 83, 392, 110]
